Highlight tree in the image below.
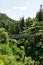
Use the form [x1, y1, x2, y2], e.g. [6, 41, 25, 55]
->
[36, 5, 43, 21]
[20, 17, 25, 31]
[9, 23, 20, 34]
[26, 17, 33, 27]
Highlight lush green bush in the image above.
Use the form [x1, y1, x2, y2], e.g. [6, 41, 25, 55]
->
[0, 28, 9, 43]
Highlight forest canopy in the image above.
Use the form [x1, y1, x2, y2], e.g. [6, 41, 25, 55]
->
[0, 5, 43, 65]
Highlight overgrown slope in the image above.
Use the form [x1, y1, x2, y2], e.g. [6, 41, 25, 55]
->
[0, 12, 43, 65]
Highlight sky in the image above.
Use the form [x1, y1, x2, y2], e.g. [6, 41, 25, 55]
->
[0, 0, 43, 20]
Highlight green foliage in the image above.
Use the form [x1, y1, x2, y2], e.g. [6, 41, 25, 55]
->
[0, 55, 22, 65]
[25, 17, 33, 27]
[0, 12, 43, 65]
[0, 44, 13, 55]
[20, 17, 25, 31]
[36, 5, 43, 21]
[9, 23, 20, 34]
[0, 28, 9, 43]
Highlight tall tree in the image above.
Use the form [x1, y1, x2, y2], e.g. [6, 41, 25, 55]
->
[20, 17, 25, 31]
[36, 5, 43, 21]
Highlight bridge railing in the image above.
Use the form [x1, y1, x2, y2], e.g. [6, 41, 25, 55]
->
[9, 34, 36, 39]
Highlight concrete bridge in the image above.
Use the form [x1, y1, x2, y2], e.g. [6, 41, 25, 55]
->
[9, 34, 36, 39]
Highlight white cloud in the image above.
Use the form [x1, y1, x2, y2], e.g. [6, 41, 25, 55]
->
[5, 6, 28, 13]
[5, 10, 12, 13]
[25, 1, 30, 6]
[13, 6, 28, 11]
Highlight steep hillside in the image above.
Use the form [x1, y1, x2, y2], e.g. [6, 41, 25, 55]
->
[0, 12, 43, 65]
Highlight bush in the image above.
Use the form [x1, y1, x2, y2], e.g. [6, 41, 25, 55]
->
[0, 28, 9, 43]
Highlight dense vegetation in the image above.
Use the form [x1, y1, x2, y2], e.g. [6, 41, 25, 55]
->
[0, 5, 43, 65]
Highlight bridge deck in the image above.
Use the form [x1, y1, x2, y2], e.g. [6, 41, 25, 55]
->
[9, 34, 35, 39]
